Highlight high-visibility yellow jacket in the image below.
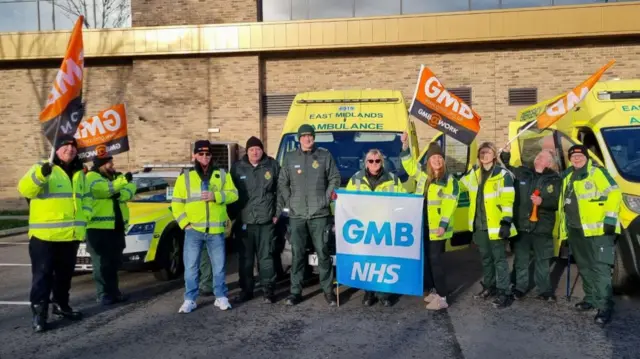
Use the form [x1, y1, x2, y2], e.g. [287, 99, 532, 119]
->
[17, 161, 91, 242]
[400, 151, 460, 240]
[86, 171, 137, 231]
[345, 169, 405, 193]
[171, 167, 239, 234]
[558, 160, 622, 238]
[459, 164, 518, 240]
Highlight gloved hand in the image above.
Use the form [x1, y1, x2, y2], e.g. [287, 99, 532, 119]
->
[41, 162, 52, 177]
[125, 172, 133, 182]
[604, 223, 616, 236]
[499, 220, 511, 240]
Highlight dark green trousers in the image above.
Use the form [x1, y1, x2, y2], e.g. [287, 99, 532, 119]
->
[238, 223, 277, 296]
[289, 217, 333, 296]
[513, 233, 554, 295]
[474, 230, 511, 295]
[200, 247, 213, 292]
[568, 227, 615, 311]
[87, 229, 124, 299]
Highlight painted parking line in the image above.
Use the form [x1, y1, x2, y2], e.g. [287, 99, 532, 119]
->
[0, 301, 30, 305]
[0, 264, 31, 267]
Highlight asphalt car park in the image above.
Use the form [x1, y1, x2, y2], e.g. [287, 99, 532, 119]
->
[1, 233, 640, 359]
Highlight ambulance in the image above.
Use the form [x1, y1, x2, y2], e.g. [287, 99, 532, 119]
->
[506, 79, 640, 293]
[274, 89, 477, 274]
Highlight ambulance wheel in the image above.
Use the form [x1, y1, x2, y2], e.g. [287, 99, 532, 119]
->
[612, 235, 634, 294]
[153, 227, 184, 281]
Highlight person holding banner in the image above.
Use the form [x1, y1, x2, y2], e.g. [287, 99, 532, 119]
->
[400, 136, 459, 310]
[499, 145, 560, 302]
[277, 124, 341, 307]
[86, 153, 137, 305]
[460, 142, 517, 309]
[345, 148, 405, 307]
[559, 145, 621, 326]
[172, 140, 239, 313]
[18, 135, 90, 333]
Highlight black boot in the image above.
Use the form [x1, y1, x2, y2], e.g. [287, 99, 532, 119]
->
[52, 303, 83, 321]
[492, 293, 513, 309]
[513, 289, 525, 300]
[232, 291, 254, 304]
[284, 294, 302, 306]
[574, 301, 594, 311]
[31, 303, 48, 333]
[594, 309, 612, 326]
[362, 292, 376, 307]
[473, 284, 497, 300]
[324, 292, 337, 307]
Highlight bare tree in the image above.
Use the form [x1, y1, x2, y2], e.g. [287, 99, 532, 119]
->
[54, 0, 131, 29]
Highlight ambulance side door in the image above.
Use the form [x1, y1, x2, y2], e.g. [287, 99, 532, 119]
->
[418, 134, 476, 250]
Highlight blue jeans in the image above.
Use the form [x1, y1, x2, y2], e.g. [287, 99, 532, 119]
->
[183, 229, 227, 301]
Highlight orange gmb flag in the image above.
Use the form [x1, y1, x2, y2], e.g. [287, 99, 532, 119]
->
[409, 65, 481, 145]
[75, 104, 130, 162]
[39, 16, 85, 144]
[537, 60, 615, 130]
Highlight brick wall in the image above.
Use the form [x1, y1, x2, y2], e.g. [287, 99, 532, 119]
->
[132, 0, 258, 26]
[263, 43, 639, 155]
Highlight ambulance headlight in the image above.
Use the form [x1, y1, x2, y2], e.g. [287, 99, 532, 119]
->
[623, 194, 640, 214]
[128, 222, 156, 235]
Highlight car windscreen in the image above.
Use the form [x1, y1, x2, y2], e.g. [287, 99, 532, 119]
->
[130, 177, 177, 203]
[277, 131, 408, 186]
[601, 126, 640, 183]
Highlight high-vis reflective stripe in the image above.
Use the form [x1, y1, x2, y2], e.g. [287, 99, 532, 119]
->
[500, 187, 515, 193]
[484, 192, 499, 199]
[172, 198, 186, 203]
[107, 181, 115, 195]
[220, 191, 226, 203]
[489, 228, 500, 236]
[37, 192, 73, 199]
[192, 221, 226, 228]
[355, 179, 361, 190]
[582, 223, 602, 231]
[502, 206, 513, 215]
[577, 193, 597, 200]
[92, 216, 115, 221]
[441, 194, 457, 200]
[31, 172, 44, 186]
[184, 169, 192, 198]
[30, 221, 87, 229]
[605, 211, 618, 219]
[602, 186, 619, 196]
[176, 213, 187, 223]
[427, 200, 442, 206]
[440, 217, 450, 224]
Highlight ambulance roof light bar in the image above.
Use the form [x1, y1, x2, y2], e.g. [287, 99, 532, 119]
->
[296, 97, 400, 104]
[597, 90, 640, 101]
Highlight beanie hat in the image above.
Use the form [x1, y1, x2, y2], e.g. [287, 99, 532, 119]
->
[297, 124, 315, 138]
[246, 136, 264, 151]
[92, 154, 113, 169]
[193, 140, 211, 154]
[55, 135, 77, 150]
[425, 142, 444, 162]
[568, 144, 589, 159]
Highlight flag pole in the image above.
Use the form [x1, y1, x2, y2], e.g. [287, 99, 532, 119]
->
[48, 117, 62, 163]
[498, 119, 539, 153]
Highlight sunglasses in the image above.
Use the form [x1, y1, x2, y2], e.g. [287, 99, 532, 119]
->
[197, 152, 212, 157]
[367, 159, 382, 164]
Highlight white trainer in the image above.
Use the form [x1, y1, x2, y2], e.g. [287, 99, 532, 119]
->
[214, 297, 232, 311]
[178, 300, 197, 313]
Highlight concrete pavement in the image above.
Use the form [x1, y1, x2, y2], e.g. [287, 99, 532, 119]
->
[1, 233, 639, 359]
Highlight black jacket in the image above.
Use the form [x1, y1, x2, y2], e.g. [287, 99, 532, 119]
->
[228, 154, 280, 225]
[500, 152, 561, 235]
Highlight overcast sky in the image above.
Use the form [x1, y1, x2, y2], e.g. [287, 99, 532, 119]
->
[0, 0, 130, 32]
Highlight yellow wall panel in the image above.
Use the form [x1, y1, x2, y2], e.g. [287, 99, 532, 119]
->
[1, 2, 640, 60]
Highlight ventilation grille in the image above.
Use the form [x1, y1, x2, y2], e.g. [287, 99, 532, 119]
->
[509, 88, 538, 106]
[262, 94, 295, 116]
[449, 87, 472, 107]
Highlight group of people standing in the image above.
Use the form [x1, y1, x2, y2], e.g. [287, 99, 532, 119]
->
[19, 135, 138, 333]
[18, 121, 622, 332]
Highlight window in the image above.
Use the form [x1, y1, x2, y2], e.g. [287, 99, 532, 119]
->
[501, 0, 552, 8]
[419, 135, 470, 176]
[262, 0, 292, 21]
[355, 0, 400, 17]
[509, 88, 538, 106]
[402, 0, 469, 14]
[308, 0, 353, 19]
[277, 131, 408, 186]
[576, 127, 603, 163]
[471, 0, 500, 10]
[131, 176, 177, 203]
[0, 1, 38, 32]
[601, 126, 640, 183]
[262, 94, 295, 116]
[556, 132, 577, 171]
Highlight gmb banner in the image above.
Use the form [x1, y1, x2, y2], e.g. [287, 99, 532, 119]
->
[335, 189, 424, 296]
[75, 104, 130, 162]
[409, 65, 481, 146]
